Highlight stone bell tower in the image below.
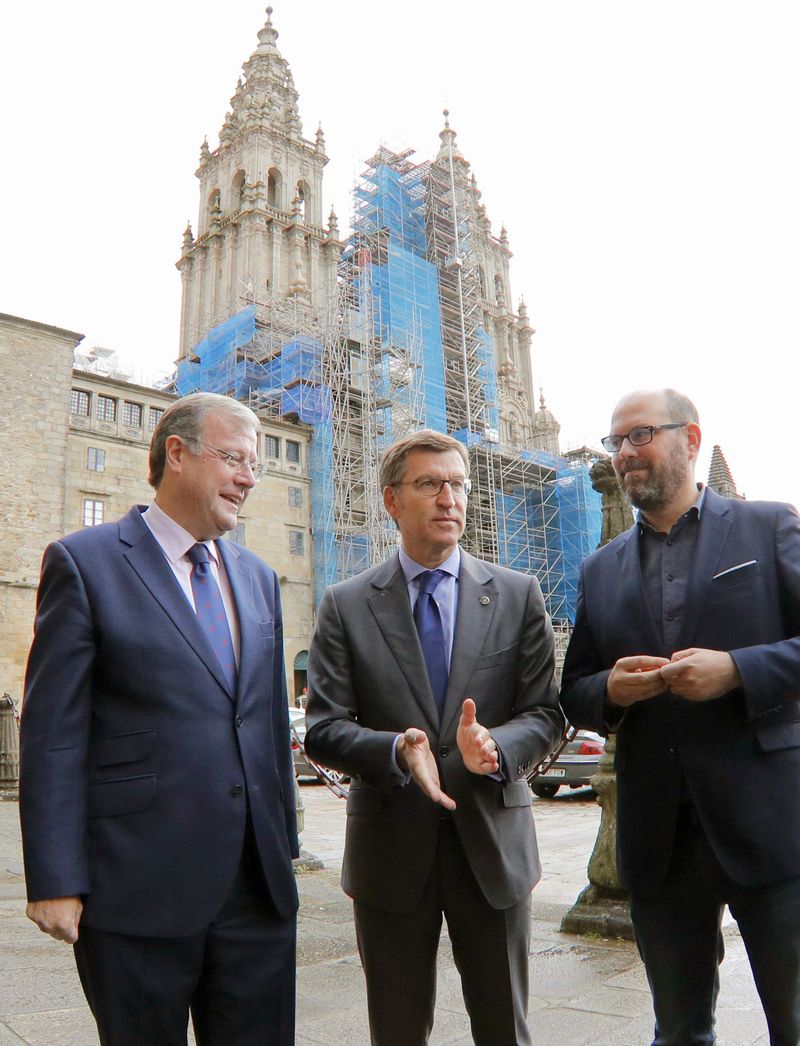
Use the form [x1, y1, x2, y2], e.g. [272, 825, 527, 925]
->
[176, 7, 340, 359]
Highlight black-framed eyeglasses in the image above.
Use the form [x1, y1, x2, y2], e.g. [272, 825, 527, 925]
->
[600, 423, 687, 454]
[395, 477, 472, 498]
[189, 440, 266, 482]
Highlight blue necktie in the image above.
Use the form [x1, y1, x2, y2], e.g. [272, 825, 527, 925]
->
[188, 543, 237, 691]
[414, 570, 448, 716]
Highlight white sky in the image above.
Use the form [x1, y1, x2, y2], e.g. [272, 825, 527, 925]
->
[2, 1, 799, 504]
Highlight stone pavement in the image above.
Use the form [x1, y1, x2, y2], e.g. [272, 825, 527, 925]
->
[0, 786, 770, 1045]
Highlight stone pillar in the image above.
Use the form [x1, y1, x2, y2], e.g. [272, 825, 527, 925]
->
[560, 735, 633, 939]
[0, 694, 20, 800]
[561, 458, 635, 940]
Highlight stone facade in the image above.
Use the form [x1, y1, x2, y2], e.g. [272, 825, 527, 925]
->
[0, 325, 314, 703]
[0, 313, 82, 699]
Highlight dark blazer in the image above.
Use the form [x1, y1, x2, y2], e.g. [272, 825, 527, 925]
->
[304, 549, 563, 914]
[20, 506, 299, 937]
[561, 488, 800, 895]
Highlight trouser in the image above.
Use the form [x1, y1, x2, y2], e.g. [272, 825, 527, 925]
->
[74, 828, 296, 1046]
[630, 805, 800, 1046]
[354, 816, 532, 1046]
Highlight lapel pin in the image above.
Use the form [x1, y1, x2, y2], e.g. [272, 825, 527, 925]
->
[480, 595, 490, 605]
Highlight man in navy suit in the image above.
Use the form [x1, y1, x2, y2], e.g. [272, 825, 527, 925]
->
[561, 388, 800, 1046]
[20, 392, 298, 1046]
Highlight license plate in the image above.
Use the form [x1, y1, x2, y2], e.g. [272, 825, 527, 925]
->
[541, 768, 566, 778]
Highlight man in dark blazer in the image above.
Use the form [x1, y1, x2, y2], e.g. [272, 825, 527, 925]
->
[305, 430, 563, 1046]
[20, 392, 298, 1046]
[561, 388, 800, 1046]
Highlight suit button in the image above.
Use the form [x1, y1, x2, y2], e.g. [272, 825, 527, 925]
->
[439, 746, 449, 758]
[235, 715, 243, 728]
[667, 747, 677, 760]
[230, 785, 244, 798]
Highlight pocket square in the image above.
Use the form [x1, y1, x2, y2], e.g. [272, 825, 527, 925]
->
[712, 560, 757, 580]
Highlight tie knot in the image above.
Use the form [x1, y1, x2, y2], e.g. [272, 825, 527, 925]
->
[417, 569, 445, 597]
[188, 543, 211, 571]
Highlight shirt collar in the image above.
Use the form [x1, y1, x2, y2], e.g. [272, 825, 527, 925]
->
[142, 501, 219, 567]
[399, 545, 461, 584]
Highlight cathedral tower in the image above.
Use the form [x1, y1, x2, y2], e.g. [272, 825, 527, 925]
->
[176, 7, 340, 359]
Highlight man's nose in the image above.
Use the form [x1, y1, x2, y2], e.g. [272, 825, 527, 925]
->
[235, 466, 256, 489]
[436, 482, 457, 506]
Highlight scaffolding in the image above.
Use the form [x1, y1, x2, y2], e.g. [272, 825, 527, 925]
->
[177, 142, 603, 626]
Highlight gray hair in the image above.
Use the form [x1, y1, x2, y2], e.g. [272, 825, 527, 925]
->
[662, 388, 700, 425]
[379, 429, 470, 490]
[149, 393, 261, 488]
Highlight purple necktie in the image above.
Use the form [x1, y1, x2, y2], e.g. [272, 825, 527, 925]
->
[188, 543, 237, 691]
[414, 570, 448, 716]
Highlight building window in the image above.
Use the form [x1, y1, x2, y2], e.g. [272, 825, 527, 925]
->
[148, 407, 164, 431]
[122, 401, 143, 428]
[265, 435, 280, 459]
[286, 440, 300, 464]
[289, 530, 305, 556]
[288, 486, 303, 508]
[70, 389, 90, 416]
[83, 499, 104, 527]
[87, 447, 106, 472]
[96, 395, 116, 422]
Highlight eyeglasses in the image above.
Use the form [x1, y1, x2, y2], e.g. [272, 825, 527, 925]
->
[190, 440, 266, 482]
[395, 477, 472, 497]
[600, 423, 687, 454]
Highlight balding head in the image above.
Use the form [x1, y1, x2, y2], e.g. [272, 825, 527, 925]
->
[607, 388, 702, 529]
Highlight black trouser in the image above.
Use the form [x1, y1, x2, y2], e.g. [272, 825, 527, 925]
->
[630, 805, 800, 1046]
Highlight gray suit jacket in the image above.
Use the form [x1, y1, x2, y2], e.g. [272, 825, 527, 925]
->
[304, 549, 563, 914]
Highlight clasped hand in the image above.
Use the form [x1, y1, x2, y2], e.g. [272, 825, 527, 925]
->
[607, 649, 742, 708]
[397, 698, 499, 810]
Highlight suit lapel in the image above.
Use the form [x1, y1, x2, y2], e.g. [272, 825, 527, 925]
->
[366, 554, 441, 734]
[440, 551, 496, 736]
[119, 508, 235, 701]
[615, 527, 664, 656]
[676, 491, 733, 648]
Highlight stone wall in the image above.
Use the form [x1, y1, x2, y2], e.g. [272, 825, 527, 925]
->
[0, 314, 82, 699]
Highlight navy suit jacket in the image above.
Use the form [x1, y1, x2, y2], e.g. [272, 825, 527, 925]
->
[561, 488, 800, 895]
[20, 506, 298, 937]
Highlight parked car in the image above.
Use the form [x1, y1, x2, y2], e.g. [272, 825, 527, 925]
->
[289, 706, 315, 780]
[288, 706, 348, 784]
[528, 730, 605, 798]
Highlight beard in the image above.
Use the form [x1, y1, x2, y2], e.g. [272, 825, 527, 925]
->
[615, 442, 690, 513]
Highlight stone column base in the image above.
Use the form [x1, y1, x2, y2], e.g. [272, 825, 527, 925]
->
[560, 883, 635, 941]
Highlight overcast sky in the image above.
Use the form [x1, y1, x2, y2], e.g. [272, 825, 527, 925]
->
[3, 1, 798, 504]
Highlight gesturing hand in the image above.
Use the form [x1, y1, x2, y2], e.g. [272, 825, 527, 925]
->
[397, 728, 457, 810]
[456, 698, 500, 776]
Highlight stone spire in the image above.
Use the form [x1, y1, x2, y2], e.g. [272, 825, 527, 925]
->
[531, 390, 561, 456]
[436, 109, 464, 163]
[707, 444, 743, 499]
[220, 6, 303, 145]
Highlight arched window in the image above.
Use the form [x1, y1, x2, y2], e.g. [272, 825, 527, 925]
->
[267, 167, 283, 208]
[295, 180, 311, 222]
[494, 274, 505, 306]
[231, 170, 246, 212]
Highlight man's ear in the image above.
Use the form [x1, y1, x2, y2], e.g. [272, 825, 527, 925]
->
[383, 484, 399, 521]
[163, 434, 187, 475]
[686, 422, 701, 462]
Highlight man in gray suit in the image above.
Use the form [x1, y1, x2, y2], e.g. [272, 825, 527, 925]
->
[305, 430, 563, 1046]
